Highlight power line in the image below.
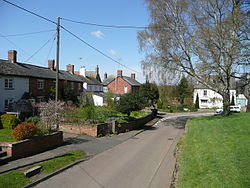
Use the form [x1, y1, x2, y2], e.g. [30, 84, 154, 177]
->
[0, 29, 55, 37]
[61, 25, 142, 74]
[62, 18, 149, 29]
[2, 0, 56, 25]
[25, 33, 56, 62]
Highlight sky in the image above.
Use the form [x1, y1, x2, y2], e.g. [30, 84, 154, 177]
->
[0, 0, 150, 83]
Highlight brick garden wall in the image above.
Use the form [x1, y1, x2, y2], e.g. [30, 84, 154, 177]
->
[60, 110, 157, 136]
[0, 131, 63, 159]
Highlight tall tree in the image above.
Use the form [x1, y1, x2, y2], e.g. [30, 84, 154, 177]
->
[139, 82, 160, 107]
[138, 0, 249, 115]
[176, 77, 192, 104]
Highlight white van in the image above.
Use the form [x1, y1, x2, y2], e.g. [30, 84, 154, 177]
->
[229, 105, 241, 113]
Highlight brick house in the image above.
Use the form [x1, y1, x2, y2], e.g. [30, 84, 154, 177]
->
[102, 70, 141, 94]
[0, 50, 83, 112]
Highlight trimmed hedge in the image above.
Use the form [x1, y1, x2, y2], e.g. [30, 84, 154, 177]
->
[0, 114, 20, 129]
[12, 122, 37, 141]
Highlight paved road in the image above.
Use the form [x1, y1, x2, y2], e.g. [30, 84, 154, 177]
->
[35, 112, 212, 188]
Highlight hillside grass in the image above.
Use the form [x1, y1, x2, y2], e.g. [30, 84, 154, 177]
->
[177, 113, 250, 187]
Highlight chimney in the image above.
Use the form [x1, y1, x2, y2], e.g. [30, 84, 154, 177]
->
[8, 50, 17, 63]
[131, 73, 135, 80]
[48, 60, 55, 70]
[117, 70, 123, 77]
[104, 72, 107, 80]
[96, 65, 99, 74]
[66, 64, 74, 74]
[80, 66, 86, 77]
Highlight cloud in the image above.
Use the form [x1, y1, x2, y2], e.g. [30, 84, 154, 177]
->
[107, 49, 117, 56]
[90, 30, 105, 38]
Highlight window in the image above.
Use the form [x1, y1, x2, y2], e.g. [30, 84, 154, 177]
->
[201, 99, 208, 103]
[4, 78, 13, 89]
[37, 96, 45, 103]
[124, 86, 128, 93]
[70, 82, 74, 90]
[37, 80, 44, 89]
[103, 87, 108, 92]
[203, 90, 207, 96]
[4, 99, 14, 111]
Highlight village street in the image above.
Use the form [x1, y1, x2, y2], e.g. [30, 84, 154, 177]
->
[35, 112, 212, 188]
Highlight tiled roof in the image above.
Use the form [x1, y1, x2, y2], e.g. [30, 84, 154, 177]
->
[102, 76, 141, 86]
[0, 60, 83, 82]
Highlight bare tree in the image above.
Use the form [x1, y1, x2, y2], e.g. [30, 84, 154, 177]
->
[138, 0, 250, 115]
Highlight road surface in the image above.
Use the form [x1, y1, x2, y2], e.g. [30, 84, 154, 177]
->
[35, 112, 212, 188]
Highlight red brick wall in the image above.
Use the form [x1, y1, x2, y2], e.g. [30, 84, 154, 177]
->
[0, 132, 63, 159]
[107, 77, 132, 94]
[59, 123, 98, 137]
[29, 78, 83, 100]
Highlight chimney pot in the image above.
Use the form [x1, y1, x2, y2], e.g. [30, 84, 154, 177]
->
[8, 50, 17, 63]
[96, 65, 99, 74]
[67, 64, 74, 74]
[48, 60, 55, 70]
[131, 73, 136, 80]
[117, 70, 122, 77]
[104, 72, 108, 80]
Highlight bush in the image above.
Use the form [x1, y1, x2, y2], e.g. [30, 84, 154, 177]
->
[12, 122, 37, 141]
[25, 116, 40, 124]
[0, 117, 2, 129]
[1, 114, 21, 129]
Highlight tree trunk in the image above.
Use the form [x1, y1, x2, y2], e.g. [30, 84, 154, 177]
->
[246, 96, 250, 112]
[223, 92, 231, 115]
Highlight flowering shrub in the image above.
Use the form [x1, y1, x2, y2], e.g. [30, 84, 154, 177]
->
[39, 100, 65, 132]
[1, 114, 20, 129]
[12, 122, 37, 141]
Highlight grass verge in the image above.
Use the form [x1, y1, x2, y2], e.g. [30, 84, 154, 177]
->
[0, 150, 86, 188]
[177, 113, 250, 187]
[0, 128, 16, 142]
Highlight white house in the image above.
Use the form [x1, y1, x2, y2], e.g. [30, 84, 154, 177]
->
[0, 51, 30, 112]
[236, 94, 248, 107]
[193, 88, 236, 108]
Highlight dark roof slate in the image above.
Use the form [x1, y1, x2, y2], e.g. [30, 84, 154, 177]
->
[0, 60, 83, 82]
[102, 76, 141, 86]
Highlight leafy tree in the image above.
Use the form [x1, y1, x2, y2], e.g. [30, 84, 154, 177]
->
[138, 0, 249, 115]
[176, 77, 192, 104]
[105, 91, 115, 107]
[195, 94, 199, 109]
[139, 82, 159, 107]
[116, 93, 145, 116]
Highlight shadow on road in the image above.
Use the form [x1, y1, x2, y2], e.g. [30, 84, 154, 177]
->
[63, 137, 90, 146]
[163, 116, 189, 129]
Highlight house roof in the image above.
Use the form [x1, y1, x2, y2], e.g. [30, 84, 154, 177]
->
[0, 60, 83, 82]
[103, 76, 141, 86]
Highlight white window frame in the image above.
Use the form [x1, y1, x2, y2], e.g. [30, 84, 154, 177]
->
[203, 90, 207, 96]
[124, 86, 128, 93]
[37, 79, 44, 89]
[4, 78, 13, 89]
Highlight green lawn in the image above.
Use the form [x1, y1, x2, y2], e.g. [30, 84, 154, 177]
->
[177, 113, 250, 187]
[0, 128, 16, 142]
[0, 150, 86, 188]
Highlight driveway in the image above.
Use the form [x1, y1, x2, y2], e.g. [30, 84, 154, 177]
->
[35, 112, 212, 188]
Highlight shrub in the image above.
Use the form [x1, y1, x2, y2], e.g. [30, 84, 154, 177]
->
[12, 122, 37, 141]
[1, 114, 21, 129]
[25, 116, 40, 124]
[0, 117, 2, 129]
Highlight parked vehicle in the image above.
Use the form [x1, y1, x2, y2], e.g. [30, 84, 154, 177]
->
[229, 105, 241, 113]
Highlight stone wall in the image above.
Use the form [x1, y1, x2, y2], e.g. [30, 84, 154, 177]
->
[0, 131, 63, 159]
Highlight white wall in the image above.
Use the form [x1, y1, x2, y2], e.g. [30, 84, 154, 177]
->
[0, 76, 29, 112]
[92, 94, 103, 106]
[193, 89, 236, 108]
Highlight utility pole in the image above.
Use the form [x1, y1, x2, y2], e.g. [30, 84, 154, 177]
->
[55, 17, 60, 102]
